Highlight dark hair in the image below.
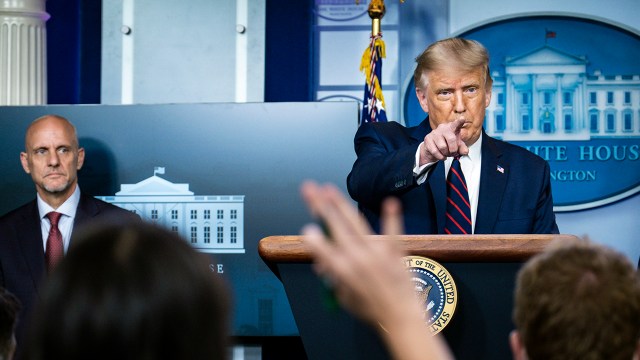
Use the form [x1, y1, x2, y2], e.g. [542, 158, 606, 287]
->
[25, 221, 231, 360]
[0, 287, 21, 359]
[513, 239, 640, 360]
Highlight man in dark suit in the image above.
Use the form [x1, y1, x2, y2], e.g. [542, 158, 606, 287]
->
[348, 37, 559, 235]
[0, 114, 138, 356]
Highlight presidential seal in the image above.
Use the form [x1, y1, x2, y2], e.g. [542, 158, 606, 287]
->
[403, 256, 458, 335]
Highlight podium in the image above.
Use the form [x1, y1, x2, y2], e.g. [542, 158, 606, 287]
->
[259, 234, 579, 360]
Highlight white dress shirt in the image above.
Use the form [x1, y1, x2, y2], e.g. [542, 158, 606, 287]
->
[38, 185, 81, 254]
[413, 136, 483, 232]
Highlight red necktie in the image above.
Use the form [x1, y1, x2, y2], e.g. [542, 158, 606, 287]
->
[45, 212, 64, 272]
[444, 157, 472, 234]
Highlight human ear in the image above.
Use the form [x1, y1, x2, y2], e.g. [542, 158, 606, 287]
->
[509, 330, 527, 360]
[484, 87, 492, 108]
[76, 147, 85, 170]
[20, 152, 31, 174]
[415, 87, 429, 113]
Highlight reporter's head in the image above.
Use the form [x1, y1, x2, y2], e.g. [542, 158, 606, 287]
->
[25, 221, 231, 360]
[511, 239, 640, 360]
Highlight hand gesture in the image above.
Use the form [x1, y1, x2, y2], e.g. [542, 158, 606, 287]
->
[301, 181, 408, 324]
[300, 181, 454, 360]
[420, 119, 468, 165]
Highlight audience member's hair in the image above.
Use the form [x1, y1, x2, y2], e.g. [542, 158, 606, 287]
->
[25, 221, 231, 360]
[513, 239, 640, 360]
[0, 288, 21, 360]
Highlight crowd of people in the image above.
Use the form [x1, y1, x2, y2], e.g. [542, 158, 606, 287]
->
[0, 37, 638, 360]
[1, 179, 637, 360]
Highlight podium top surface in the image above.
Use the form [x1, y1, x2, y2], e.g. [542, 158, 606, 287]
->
[258, 234, 580, 263]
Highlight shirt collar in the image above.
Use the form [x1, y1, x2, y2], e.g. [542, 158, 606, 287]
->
[465, 133, 482, 163]
[37, 185, 81, 219]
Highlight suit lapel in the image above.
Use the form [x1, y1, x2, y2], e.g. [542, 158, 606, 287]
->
[428, 161, 447, 233]
[411, 116, 447, 234]
[475, 133, 508, 234]
[72, 193, 99, 233]
[410, 117, 431, 143]
[414, 117, 447, 232]
[16, 201, 46, 291]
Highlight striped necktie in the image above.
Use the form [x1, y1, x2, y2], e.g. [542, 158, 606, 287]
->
[444, 157, 472, 234]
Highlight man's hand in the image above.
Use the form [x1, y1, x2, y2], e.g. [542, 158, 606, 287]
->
[420, 119, 469, 165]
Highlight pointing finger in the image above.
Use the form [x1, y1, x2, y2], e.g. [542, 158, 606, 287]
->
[449, 118, 465, 133]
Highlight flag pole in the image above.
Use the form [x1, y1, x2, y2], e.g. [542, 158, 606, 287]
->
[358, 0, 388, 124]
[358, 0, 405, 124]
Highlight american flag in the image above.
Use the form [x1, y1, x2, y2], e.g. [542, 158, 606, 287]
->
[545, 29, 556, 39]
[359, 33, 387, 125]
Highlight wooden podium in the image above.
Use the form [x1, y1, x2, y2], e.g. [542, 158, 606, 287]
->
[259, 234, 578, 360]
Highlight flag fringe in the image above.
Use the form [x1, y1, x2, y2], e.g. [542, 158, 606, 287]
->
[359, 36, 386, 107]
[373, 77, 386, 107]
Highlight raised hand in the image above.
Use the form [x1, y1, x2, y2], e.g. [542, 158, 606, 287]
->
[300, 181, 454, 360]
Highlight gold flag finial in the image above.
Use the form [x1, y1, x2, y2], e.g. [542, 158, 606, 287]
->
[355, 0, 405, 35]
[368, 0, 385, 35]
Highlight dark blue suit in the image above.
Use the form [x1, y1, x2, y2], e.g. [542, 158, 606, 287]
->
[0, 193, 139, 356]
[347, 117, 559, 235]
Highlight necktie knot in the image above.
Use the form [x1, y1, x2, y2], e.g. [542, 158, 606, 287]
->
[47, 211, 63, 226]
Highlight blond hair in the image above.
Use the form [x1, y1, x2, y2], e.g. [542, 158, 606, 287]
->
[413, 37, 492, 90]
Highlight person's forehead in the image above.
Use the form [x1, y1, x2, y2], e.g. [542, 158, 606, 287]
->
[26, 119, 76, 145]
[427, 68, 484, 85]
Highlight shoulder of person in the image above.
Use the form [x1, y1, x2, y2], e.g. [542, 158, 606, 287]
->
[82, 195, 140, 220]
[356, 120, 414, 138]
[487, 136, 548, 167]
[0, 200, 37, 223]
[98, 200, 139, 217]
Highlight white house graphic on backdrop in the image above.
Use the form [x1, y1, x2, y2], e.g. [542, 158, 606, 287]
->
[96, 167, 245, 254]
[484, 45, 640, 140]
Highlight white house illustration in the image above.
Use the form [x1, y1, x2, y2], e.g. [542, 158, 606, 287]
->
[484, 45, 640, 141]
[96, 167, 245, 254]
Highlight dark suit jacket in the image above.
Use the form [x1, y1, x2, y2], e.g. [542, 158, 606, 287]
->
[347, 117, 559, 235]
[0, 193, 139, 353]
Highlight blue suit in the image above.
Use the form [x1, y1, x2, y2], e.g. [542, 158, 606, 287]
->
[347, 117, 559, 235]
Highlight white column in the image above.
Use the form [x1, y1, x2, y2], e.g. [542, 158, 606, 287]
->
[506, 77, 515, 132]
[0, 0, 49, 105]
[531, 74, 539, 134]
[235, 0, 265, 103]
[555, 74, 564, 134]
